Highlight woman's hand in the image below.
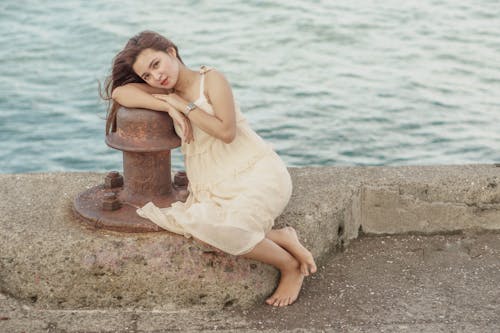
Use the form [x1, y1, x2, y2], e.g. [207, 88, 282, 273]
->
[153, 69, 237, 144]
[152, 93, 186, 112]
[152, 94, 194, 144]
[170, 108, 194, 144]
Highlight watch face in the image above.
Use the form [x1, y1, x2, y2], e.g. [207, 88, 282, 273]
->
[185, 103, 196, 115]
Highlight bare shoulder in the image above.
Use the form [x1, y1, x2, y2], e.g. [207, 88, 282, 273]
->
[204, 68, 233, 95]
[203, 67, 235, 109]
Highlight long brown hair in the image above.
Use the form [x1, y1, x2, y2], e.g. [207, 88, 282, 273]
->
[100, 31, 183, 135]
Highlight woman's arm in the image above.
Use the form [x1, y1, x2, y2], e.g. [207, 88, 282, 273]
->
[112, 83, 193, 143]
[153, 70, 237, 143]
[111, 84, 171, 112]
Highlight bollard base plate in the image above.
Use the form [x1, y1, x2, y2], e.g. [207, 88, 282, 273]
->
[73, 184, 188, 233]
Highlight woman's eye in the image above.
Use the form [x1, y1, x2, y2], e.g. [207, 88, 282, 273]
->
[144, 74, 150, 80]
[153, 61, 159, 68]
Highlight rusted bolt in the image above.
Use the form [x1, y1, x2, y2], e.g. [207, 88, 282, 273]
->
[174, 171, 188, 187]
[102, 192, 121, 211]
[104, 171, 124, 189]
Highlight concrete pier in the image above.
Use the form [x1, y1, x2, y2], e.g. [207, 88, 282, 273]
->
[0, 165, 499, 332]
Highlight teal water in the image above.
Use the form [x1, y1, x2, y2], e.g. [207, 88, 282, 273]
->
[1, 0, 499, 173]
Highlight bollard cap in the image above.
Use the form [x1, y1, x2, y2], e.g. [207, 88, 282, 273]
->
[106, 107, 181, 152]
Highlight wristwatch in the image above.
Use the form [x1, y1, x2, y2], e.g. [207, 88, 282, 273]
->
[184, 102, 197, 116]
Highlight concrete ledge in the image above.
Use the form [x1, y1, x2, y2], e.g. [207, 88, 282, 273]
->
[0, 164, 499, 310]
[350, 165, 500, 236]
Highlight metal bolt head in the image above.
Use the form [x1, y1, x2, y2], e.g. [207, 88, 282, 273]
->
[103, 192, 117, 200]
[108, 171, 120, 178]
[174, 171, 188, 187]
[105, 171, 124, 189]
[102, 192, 121, 211]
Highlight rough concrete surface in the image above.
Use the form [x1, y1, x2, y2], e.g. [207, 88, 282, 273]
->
[0, 173, 279, 310]
[0, 168, 352, 311]
[1, 232, 498, 332]
[1, 165, 500, 331]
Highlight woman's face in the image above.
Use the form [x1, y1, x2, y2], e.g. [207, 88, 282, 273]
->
[132, 48, 179, 89]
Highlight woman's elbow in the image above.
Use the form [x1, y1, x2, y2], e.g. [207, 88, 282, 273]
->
[111, 85, 132, 100]
[221, 128, 236, 144]
[111, 87, 121, 100]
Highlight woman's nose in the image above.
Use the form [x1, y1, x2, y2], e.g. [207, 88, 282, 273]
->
[153, 71, 162, 81]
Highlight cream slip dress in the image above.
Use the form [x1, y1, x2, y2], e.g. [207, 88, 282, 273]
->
[136, 66, 293, 255]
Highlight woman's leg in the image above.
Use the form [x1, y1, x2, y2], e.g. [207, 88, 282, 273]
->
[266, 227, 317, 276]
[241, 237, 304, 307]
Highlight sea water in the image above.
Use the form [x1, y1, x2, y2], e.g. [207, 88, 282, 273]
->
[1, 0, 499, 173]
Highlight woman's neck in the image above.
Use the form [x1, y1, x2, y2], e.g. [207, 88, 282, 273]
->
[174, 65, 198, 94]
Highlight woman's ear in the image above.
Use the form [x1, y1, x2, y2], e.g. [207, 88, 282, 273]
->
[167, 46, 177, 58]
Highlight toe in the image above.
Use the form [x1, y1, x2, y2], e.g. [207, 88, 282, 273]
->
[300, 264, 309, 276]
[273, 298, 281, 307]
[266, 296, 276, 305]
[280, 297, 289, 307]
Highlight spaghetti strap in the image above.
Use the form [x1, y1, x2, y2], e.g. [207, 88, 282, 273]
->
[199, 65, 213, 74]
[195, 66, 213, 105]
[198, 74, 206, 99]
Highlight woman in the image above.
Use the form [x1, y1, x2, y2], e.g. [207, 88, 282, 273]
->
[102, 30, 316, 307]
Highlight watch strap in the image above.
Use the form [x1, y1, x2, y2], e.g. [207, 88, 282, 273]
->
[184, 102, 197, 116]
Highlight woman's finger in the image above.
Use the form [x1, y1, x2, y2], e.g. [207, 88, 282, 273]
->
[186, 119, 194, 143]
[180, 119, 188, 140]
[188, 125, 194, 143]
[152, 94, 168, 101]
[183, 119, 190, 142]
[184, 120, 191, 143]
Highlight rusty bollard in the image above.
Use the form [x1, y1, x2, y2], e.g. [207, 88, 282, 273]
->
[74, 107, 189, 232]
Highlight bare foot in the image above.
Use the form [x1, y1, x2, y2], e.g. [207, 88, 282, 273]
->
[278, 227, 317, 276]
[265, 262, 304, 307]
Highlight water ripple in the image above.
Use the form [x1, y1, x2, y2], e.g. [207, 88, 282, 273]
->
[1, 0, 500, 173]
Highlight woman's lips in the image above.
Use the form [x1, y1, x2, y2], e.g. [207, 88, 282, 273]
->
[161, 78, 169, 86]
